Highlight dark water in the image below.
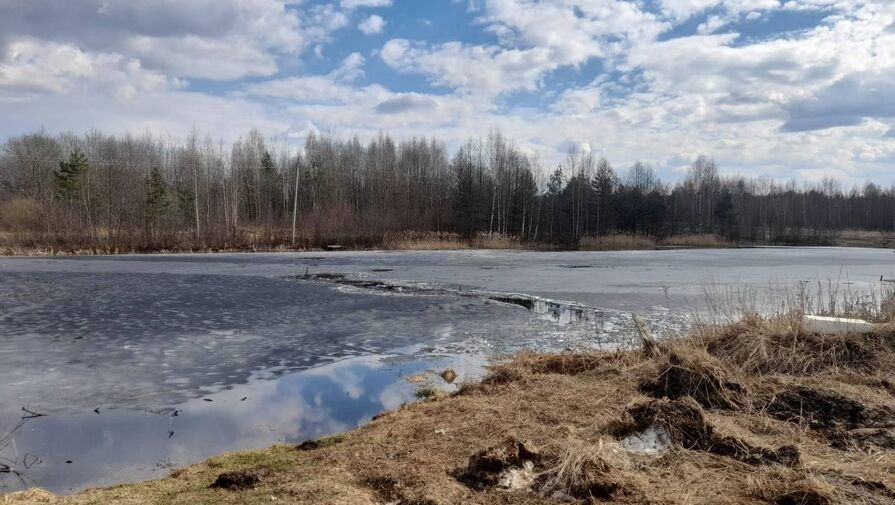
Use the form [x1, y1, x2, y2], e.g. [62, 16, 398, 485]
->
[1, 248, 890, 493]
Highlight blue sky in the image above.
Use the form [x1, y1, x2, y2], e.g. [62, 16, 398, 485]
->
[0, 0, 893, 184]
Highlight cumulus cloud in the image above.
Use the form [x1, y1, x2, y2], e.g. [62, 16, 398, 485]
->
[358, 15, 386, 35]
[781, 72, 895, 131]
[0, 38, 181, 98]
[1, 0, 894, 184]
[0, 0, 348, 80]
[244, 53, 379, 105]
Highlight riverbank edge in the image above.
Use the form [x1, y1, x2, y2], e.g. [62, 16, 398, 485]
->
[7, 315, 894, 505]
[1, 232, 891, 257]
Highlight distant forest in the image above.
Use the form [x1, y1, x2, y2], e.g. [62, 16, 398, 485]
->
[1, 129, 893, 252]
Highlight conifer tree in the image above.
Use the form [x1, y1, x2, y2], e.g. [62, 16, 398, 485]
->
[53, 149, 88, 201]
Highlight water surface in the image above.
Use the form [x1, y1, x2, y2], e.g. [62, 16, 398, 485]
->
[1, 248, 891, 493]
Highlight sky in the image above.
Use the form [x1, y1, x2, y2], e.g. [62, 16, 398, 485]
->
[0, 0, 893, 184]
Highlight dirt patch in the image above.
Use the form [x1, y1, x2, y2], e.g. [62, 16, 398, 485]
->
[617, 398, 800, 466]
[296, 440, 321, 451]
[453, 437, 540, 491]
[209, 470, 260, 491]
[829, 427, 895, 450]
[766, 386, 868, 429]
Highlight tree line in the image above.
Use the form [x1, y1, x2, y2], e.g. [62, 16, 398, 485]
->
[0, 128, 893, 251]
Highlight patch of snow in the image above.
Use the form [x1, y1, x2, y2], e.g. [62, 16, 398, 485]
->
[620, 425, 672, 456]
[497, 460, 536, 490]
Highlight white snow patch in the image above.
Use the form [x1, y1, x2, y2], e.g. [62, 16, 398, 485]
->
[620, 425, 672, 456]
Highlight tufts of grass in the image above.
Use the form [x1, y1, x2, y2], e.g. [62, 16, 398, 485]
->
[415, 386, 438, 400]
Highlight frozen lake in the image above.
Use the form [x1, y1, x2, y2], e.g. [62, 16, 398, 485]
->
[1, 247, 893, 493]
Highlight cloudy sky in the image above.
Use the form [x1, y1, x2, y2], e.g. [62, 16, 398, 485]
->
[0, 0, 893, 183]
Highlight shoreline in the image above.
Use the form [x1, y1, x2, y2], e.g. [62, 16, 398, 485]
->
[0, 240, 889, 258]
[7, 315, 894, 504]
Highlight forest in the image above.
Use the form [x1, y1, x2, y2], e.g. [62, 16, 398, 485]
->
[1, 128, 893, 252]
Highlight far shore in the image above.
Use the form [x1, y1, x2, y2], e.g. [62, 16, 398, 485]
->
[1, 229, 893, 257]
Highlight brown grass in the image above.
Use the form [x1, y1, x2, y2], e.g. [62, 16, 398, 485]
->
[383, 231, 524, 250]
[578, 233, 734, 251]
[658, 234, 733, 248]
[578, 233, 656, 251]
[833, 229, 895, 249]
[7, 316, 895, 505]
[0, 199, 41, 231]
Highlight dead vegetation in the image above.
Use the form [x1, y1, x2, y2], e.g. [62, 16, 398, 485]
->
[578, 233, 734, 251]
[8, 314, 895, 505]
[578, 233, 657, 251]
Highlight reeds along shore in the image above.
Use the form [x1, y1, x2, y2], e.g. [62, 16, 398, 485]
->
[5, 229, 889, 256]
[12, 311, 894, 505]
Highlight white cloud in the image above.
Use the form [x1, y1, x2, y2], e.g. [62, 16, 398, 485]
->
[660, 0, 724, 21]
[341, 0, 393, 8]
[0, 0, 349, 81]
[126, 35, 279, 80]
[381, 39, 557, 96]
[358, 15, 386, 35]
[0, 38, 181, 98]
[380, 1, 668, 97]
[244, 53, 381, 105]
[1, 0, 894, 185]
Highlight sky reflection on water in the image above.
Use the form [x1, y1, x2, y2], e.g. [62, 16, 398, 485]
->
[0, 352, 480, 494]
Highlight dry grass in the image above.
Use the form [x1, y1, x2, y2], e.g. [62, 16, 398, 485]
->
[578, 233, 657, 251]
[578, 233, 734, 251]
[10, 314, 894, 505]
[1, 230, 529, 255]
[384, 231, 524, 250]
[658, 234, 733, 248]
[383, 231, 471, 250]
[833, 229, 895, 249]
[0, 199, 41, 231]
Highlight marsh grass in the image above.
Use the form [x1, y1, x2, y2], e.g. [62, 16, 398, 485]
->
[658, 234, 733, 248]
[578, 233, 656, 251]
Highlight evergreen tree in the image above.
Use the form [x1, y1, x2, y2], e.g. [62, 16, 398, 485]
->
[145, 167, 170, 219]
[715, 188, 738, 240]
[53, 149, 88, 201]
[591, 157, 617, 235]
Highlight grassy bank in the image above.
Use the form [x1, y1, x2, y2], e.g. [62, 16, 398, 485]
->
[3, 229, 894, 256]
[8, 314, 894, 504]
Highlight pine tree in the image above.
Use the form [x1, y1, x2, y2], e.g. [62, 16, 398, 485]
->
[146, 167, 170, 219]
[260, 150, 276, 222]
[715, 188, 738, 240]
[53, 149, 89, 201]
